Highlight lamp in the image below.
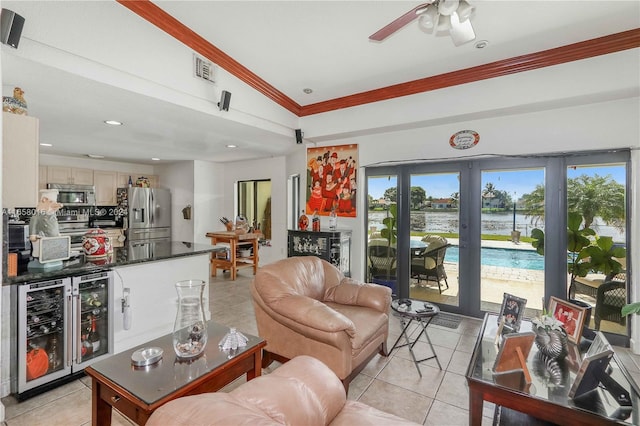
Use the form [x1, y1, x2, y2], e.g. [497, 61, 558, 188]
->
[415, 0, 476, 45]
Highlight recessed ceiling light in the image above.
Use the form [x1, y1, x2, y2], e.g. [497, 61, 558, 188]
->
[474, 40, 489, 49]
[226, 144, 237, 148]
[104, 120, 123, 126]
[39, 143, 53, 147]
[151, 157, 160, 161]
[303, 88, 313, 94]
[87, 154, 105, 159]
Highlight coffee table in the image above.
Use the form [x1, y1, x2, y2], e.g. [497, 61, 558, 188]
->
[466, 313, 639, 426]
[390, 298, 442, 376]
[84, 321, 266, 426]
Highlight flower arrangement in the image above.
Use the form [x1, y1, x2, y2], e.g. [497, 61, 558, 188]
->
[532, 299, 566, 333]
[532, 313, 565, 332]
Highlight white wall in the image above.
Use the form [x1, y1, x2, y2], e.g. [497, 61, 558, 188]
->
[155, 162, 195, 242]
[193, 160, 225, 245]
[221, 156, 287, 266]
[631, 149, 640, 353]
[291, 97, 640, 283]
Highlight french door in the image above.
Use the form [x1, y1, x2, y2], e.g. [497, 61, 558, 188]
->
[366, 150, 630, 344]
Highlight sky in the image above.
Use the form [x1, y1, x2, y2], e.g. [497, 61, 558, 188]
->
[368, 165, 626, 200]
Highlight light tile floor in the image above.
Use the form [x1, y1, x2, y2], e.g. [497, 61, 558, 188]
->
[3, 269, 640, 425]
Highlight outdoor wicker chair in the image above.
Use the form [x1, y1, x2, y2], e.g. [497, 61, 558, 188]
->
[411, 235, 450, 294]
[594, 272, 627, 330]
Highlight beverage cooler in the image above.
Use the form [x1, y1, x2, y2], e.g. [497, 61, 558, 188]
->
[13, 271, 114, 398]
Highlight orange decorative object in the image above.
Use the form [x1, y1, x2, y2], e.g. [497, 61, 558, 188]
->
[26, 348, 49, 380]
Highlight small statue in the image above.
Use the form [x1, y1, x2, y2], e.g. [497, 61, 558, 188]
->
[29, 190, 63, 241]
[3, 87, 28, 115]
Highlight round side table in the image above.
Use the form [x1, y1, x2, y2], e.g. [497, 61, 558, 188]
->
[390, 298, 442, 376]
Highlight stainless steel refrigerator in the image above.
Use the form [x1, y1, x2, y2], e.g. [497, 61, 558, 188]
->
[119, 187, 171, 241]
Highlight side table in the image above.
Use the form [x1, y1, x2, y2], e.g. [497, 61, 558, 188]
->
[205, 231, 260, 280]
[390, 298, 442, 376]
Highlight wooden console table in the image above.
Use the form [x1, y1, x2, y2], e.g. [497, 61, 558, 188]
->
[206, 231, 260, 280]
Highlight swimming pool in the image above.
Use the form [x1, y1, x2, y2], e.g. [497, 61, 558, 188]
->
[445, 246, 544, 270]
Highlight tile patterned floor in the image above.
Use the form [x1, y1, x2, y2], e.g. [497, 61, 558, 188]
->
[3, 269, 640, 425]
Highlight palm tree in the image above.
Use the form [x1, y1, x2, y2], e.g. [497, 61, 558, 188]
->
[482, 182, 496, 209]
[523, 174, 625, 231]
[567, 174, 625, 231]
[450, 191, 459, 208]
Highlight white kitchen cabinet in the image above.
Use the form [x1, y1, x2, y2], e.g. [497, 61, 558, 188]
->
[39, 165, 48, 190]
[2, 113, 39, 209]
[117, 172, 158, 188]
[47, 166, 94, 185]
[93, 170, 118, 205]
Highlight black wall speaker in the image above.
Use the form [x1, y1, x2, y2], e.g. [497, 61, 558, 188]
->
[1, 9, 24, 49]
[218, 90, 231, 111]
[295, 129, 303, 144]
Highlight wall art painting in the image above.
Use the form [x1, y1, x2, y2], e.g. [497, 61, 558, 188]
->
[307, 144, 358, 217]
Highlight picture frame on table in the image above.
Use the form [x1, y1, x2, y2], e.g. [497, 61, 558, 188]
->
[498, 293, 527, 332]
[569, 332, 614, 399]
[548, 296, 587, 344]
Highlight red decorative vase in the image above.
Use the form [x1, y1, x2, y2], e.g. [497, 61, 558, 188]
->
[82, 229, 113, 258]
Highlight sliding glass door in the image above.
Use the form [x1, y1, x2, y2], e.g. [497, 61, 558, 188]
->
[408, 171, 460, 309]
[365, 150, 630, 345]
[479, 168, 545, 319]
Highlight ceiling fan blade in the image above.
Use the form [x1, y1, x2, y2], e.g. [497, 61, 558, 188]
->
[449, 12, 476, 46]
[369, 3, 433, 41]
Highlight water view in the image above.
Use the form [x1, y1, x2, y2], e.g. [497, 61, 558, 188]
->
[368, 211, 625, 242]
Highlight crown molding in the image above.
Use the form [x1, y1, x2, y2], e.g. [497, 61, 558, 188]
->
[117, 0, 639, 118]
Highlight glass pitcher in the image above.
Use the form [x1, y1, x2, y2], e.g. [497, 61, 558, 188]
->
[172, 280, 207, 359]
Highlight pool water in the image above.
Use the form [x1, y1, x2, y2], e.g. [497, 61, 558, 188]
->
[445, 246, 544, 270]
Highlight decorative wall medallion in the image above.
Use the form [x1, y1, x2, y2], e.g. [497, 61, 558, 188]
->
[449, 130, 479, 150]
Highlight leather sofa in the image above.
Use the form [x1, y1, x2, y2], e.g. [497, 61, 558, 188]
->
[251, 256, 391, 390]
[147, 355, 419, 425]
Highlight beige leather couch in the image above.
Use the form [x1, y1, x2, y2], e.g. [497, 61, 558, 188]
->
[251, 256, 391, 390]
[147, 355, 419, 426]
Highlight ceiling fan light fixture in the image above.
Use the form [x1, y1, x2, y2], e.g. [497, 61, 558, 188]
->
[417, 7, 438, 32]
[436, 13, 452, 34]
[438, 0, 459, 16]
[457, 0, 475, 22]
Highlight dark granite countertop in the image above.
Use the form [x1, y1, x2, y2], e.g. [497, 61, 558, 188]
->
[4, 241, 223, 285]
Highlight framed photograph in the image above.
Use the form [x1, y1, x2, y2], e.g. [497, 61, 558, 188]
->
[493, 331, 536, 384]
[548, 296, 587, 344]
[498, 293, 527, 332]
[569, 332, 614, 399]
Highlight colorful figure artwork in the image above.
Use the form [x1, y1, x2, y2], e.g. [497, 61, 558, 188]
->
[306, 144, 358, 218]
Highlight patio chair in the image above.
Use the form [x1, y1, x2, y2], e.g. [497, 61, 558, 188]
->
[411, 235, 450, 293]
[368, 238, 396, 280]
[594, 272, 627, 331]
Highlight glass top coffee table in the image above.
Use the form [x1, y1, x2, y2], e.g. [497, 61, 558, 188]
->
[84, 321, 265, 425]
[466, 313, 639, 426]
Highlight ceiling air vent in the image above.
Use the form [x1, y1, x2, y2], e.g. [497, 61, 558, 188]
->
[193, 54, 216, 84]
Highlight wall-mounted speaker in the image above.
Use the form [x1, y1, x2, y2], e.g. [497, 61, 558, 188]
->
[218, 90, 231, 111]
[1, 9, 24, 49]
[295, 129, 303, 144]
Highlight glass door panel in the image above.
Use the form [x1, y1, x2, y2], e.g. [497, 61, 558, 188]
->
[367, 175, 398, 294]
[480, 169, 545, 320]
[566, 163, 627, 337]
[408, 172, 460, 308]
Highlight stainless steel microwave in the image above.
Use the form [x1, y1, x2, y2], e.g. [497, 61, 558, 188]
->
[46, 183, 96, 206]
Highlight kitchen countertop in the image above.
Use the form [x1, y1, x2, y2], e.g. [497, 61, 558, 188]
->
[4, 241, 225, 285]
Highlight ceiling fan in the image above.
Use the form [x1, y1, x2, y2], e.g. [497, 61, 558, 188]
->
[369, 0, 476, 46]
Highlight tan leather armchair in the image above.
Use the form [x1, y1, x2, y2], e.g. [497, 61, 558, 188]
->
[251, 256, 391, 390]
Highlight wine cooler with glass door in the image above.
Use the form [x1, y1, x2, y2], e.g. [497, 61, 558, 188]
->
[13, 270, 114, 399]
